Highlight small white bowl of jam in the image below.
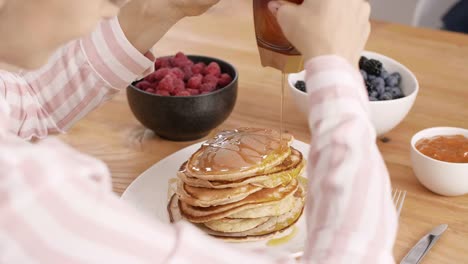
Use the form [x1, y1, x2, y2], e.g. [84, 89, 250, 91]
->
[411, 127, 468, 196]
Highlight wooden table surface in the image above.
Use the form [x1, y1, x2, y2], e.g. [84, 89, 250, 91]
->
[58, 1, 468, 263]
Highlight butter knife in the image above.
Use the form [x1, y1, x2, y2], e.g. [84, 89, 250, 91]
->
[400, 224, 448, 264]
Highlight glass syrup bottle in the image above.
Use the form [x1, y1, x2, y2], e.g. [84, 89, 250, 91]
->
[253, 0, 304, 73]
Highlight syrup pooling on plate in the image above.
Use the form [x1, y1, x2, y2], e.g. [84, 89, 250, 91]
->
[267, 226, 298, 247]
[190, 128, 289, 174]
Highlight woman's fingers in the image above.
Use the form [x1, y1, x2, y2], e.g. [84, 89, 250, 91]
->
[268, 0, 372, 65]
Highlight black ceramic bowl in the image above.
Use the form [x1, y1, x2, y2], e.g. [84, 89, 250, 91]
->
[127, 55, 238, 141]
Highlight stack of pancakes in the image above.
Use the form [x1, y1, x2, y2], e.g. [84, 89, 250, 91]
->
[168, 128, 306, 242]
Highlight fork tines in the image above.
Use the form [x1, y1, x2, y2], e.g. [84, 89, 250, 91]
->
[392, 189, 407, 218]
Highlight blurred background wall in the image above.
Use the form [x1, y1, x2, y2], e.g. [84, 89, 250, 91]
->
[370, 0, 460, 29]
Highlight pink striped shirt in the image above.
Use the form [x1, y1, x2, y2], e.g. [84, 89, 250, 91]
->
[0, 17, 397, 263]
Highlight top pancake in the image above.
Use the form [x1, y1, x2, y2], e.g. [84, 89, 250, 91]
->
[184, 128, 294, 181]
[178, 147, 304, 189]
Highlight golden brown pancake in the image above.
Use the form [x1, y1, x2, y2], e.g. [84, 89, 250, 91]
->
[167, 185, 305, 242]
[177, 178, 299, 223]
[178, 147, 304, 189]
[185, 128, 294, 181]
[176, 180, 263, 207]
[204, 217, 270, 233]
[201, 194, 304, 237]
[227, 190, 296, 219]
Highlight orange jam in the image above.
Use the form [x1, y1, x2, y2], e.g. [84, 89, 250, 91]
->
[416, 135, 468, 163]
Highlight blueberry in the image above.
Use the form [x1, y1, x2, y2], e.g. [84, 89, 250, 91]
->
[376, 85, 385, 95]
[391, 87, 404, 98]
[369, 96, 378, 101]
[386, 72, 402, 87]
[371, 77, 385, 90]
[392, 72, 402, 84]
[368, 74, 377, 81]
[365, 80, 375, 92]
[380, 70, 390, 79]
[369, 90, 378, 98]
[379, 92, 393, 100]
[294, 80, 307, 92]
[360, 70, 368, 81]
[385, 86, 392, 92]
[385, 76, 398, 87]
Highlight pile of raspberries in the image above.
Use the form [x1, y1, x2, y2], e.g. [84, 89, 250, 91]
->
[135, 52, 233, 96]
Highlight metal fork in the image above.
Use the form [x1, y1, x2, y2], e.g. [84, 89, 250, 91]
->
[392, 189, 407, 218]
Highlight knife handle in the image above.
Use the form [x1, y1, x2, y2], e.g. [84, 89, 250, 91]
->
[400, 225, 447, 264]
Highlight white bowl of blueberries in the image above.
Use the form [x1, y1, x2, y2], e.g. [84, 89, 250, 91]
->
[288, 51, 419, 136]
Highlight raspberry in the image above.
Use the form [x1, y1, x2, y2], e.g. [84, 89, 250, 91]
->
[171, 87, 185, 95]
[191, 62, 206, 75]
[151, 68, 171, 81]
[155, 90, 170, 96]
[146, 88, 155, 94]
[136, 81, 152, 91]
[173, 78, 185, 91]
[154, 57, 171, 69]
[182, 65, 193, 81]
[203, 62, 221, 77]
[158, 75, 175, 93]
[172, 53, 193, 68]
[218, 73, 233, 87]
[200, 82, 217, 93]
[187, 74, 203, 89]
[203, 74, 219, 86]
[176, 91, 191, 96]
[151, 81, 159, 89]
[175, 52, 188, 61]
[143, 75, 153, 83]
[171, 68, 185, 80]
[174, 58, 192, 68]
[166, 72, 178, 79]
[187, 88, 201, 95]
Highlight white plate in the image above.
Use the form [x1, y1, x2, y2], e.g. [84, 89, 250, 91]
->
[121, 140, 310, 258]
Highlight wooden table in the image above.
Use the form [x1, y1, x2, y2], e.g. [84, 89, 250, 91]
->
[58, 1, 468, 263]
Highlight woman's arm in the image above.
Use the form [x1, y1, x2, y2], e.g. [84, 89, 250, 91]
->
[0, 131, 291, 264]
[271, 0, 398, 262]
[0, 0, 220, 141]
[0, 18, 153, 140]
[302, 56, 398, 263]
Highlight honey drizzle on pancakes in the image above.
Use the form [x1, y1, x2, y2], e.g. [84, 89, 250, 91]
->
[191, 128, 289, 174]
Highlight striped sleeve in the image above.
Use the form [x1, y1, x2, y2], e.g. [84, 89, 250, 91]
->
[0, 17, 153, 140]
[0, 136, 294, 264]
[302, 56, 398, 264]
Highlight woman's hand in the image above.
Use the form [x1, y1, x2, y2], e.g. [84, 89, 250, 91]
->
[169, 0, 221, 17]
[268, 0, 371, 66]
[118, 0, 220, 54]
